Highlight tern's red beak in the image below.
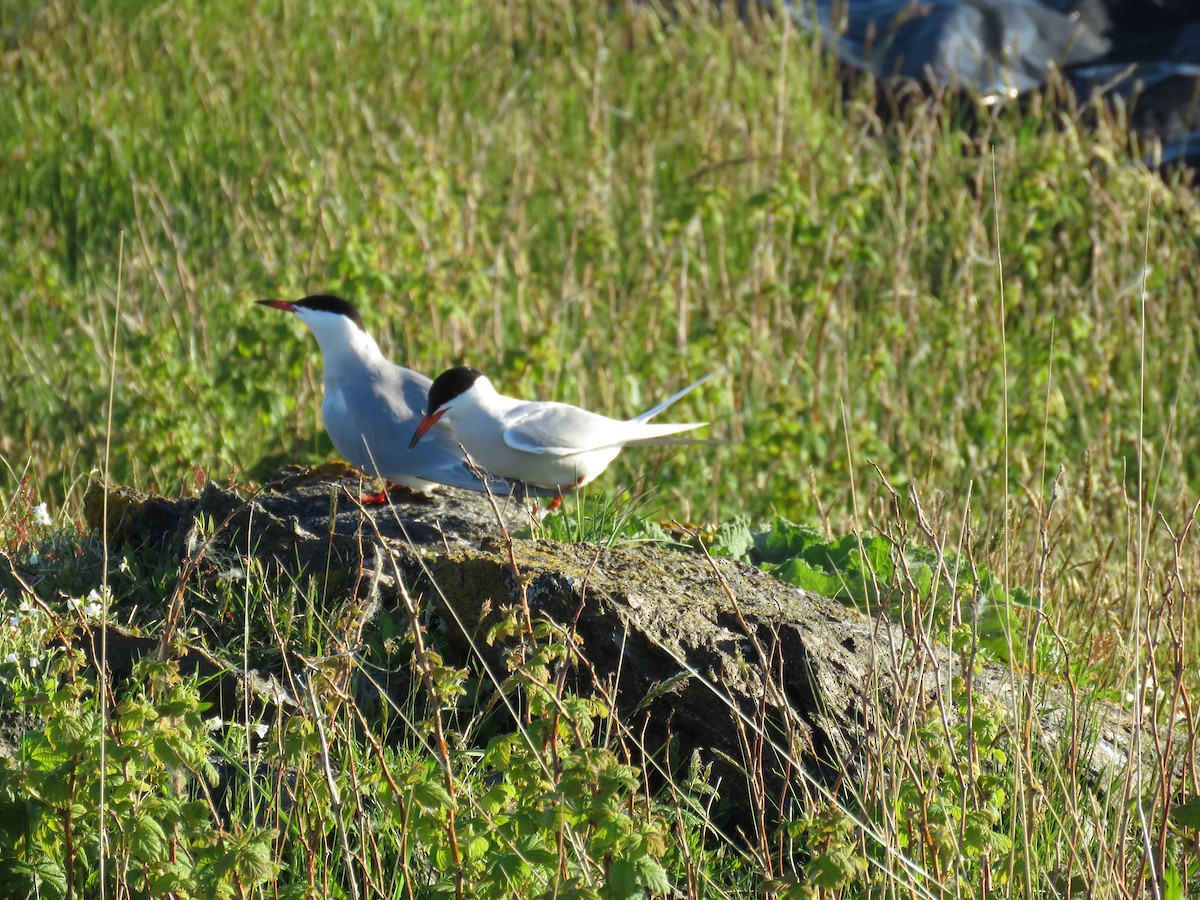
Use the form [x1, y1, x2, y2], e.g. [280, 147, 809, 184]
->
[408, 410, 446, 450]
[257, 299, 296, 312]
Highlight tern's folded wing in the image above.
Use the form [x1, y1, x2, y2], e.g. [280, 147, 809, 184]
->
[502, 404, 703, 455]
[501, 404, 620, 456]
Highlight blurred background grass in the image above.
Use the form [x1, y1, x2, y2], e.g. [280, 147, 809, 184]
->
[3, 0, 1199, 550]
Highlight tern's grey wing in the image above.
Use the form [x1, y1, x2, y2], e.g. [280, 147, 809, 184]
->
[501, 403, 625, 456]
[326, 364, 494, 492]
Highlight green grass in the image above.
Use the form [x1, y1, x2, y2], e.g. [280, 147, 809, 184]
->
[6, 0, 1198, 531]
[5, 0, 1200, 895]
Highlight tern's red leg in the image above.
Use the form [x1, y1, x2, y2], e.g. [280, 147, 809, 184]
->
[532, 478, 584, 515]
[360, 482, 413, 506]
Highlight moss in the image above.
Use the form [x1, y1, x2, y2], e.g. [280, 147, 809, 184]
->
[82, 480, 145, 537]
[431, 553, 517, 633]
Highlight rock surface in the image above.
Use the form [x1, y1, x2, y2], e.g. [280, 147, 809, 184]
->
[81, 467, 1172, 827]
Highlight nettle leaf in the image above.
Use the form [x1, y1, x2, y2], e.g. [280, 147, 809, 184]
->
[179, 800, 212, 823]
[522, 846, 558, 872]
[481, 780, 515, 814]
[114, 699, 154, 731]
[150, 860, 195, 897]
[36, 768, 74, 806]
[230, 828, 278, 884]
[51, 710, 94, 746]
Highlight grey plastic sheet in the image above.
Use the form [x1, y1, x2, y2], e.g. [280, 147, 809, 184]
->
[777, 0, 1200, 166]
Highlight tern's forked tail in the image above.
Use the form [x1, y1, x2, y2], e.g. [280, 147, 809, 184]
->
[631, 371, 718, 424]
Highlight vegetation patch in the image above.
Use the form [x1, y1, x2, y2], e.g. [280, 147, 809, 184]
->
[4, 0, 1200, 895]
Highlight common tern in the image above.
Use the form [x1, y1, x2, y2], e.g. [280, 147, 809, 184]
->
[408, 366, 712, 494]
[257, 294, 503, 497]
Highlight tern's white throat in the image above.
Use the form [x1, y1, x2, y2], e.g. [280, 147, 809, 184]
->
[294, 307, 386, 374]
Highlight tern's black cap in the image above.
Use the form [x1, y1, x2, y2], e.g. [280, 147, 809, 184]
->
[294, 295, 365, 330]
[428, 366, 484, 412]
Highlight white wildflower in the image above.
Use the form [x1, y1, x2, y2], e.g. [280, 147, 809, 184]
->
[27, 656, 38, 669]
[28, 554, 39, 566]
[206, 716, 224, 731]
[4, 653, 17, 664]
[84, 601, 102, 619]
[33, 503, 51, 527]
[253, 722, 269, 739]
[68, 596, 83, 611]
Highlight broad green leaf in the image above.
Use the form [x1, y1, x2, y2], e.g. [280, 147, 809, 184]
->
[708, 515, 755, 560]
[1171, 795, 1200, 831]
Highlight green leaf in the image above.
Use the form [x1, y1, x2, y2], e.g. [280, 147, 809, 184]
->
[630, 856, 670, 895]
[130, 813, 170, 860]
[465, 831, 490, 861]
[607, 859, 645, 899]
[490, 853, 529, 886]
[412, 780, 453, 814]
[608, 856, 670, 898]
[481, 780, 515, 814]
[483, 735, 513, 770]
[911, 561, 934, 596]
[1163, 866, 1183, 900]
[805, 847, 866, 887]
[755, 517, 823, 565]
[708, 515, 755, 560]
[1171, 795, 1200, 831]
[22, 732, 66, 769]
[768, 556, 845, 597]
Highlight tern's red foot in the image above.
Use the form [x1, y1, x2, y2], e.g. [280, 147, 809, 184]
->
[360, 482, 417, 506]
[531, 492, 566, 519]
